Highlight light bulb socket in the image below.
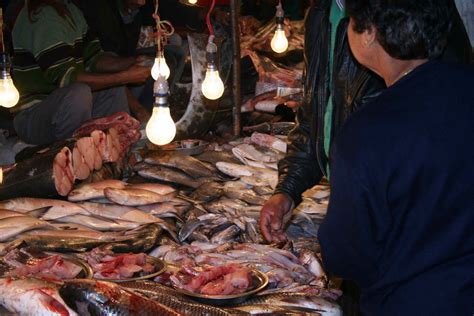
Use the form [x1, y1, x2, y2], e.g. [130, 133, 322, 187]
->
[206, 62, 218, 72]
[154, 94, 169, 108]
[0, 52, 12, 74]
[206, 51, 218, 65]
[275, 16, 284, 25]
[275, 22, 285, 31]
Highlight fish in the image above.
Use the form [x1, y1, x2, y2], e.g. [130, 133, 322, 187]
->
[145, 151, 215, 178]
[242, 121, 296, 135]
[250, 132, 287, 153]
[68, 179, 127, 202]
[223, 185, 266, 206]
[137, 164, 204, 189]
[0, 198, 89, 221]
[104, 188, 175, 206]
[252, 185, 274, 196]
[70, 202, 158, 224]
[0, 145, 75, 200]
[0, 209, 45, 220]
[196, 150, 241, 166]
[0, 278, 78, 316]
[138, 203, 187, 221]
[299, 250, 327, 287]
[53, 214, 140, 231]
[237, 293, 341, 316]
[190, 182, 224, 202]
[128, 183, 176, 195]
[215, 162, 278, 189]
[120, 281, 238, 316]
[232, 304, 321, 315]
[210, 225, 241, 244]
[0, 216, 56, 242]
[60, 280, 182, 316]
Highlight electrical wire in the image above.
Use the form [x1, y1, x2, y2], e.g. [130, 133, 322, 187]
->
[153, 0, 175, 53]
[205, 0, 217, 37]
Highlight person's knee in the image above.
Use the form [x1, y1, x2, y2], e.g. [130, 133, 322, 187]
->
[65, 83, 93, 115]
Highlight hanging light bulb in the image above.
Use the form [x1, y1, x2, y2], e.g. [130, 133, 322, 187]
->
[271, 2, 288, 54]
[146, 76, 176, 145]
[201, 39, 224, 100]
[188, 0, 197, 4]
[151, 51, 170, 80]
[0, 53, 19, 108]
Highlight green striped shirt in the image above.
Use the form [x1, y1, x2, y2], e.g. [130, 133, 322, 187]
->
[11, 0, 103, 112]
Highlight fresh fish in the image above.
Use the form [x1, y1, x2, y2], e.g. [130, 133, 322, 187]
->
[120, 281, 239, 316]
[138, 165, 203, 188]
[0, 216, 56, 242]
[138, 203, 187, 221]
[196, 150, 241, 166]
[68, 179, 127, 202]
[250, 132, 287, 153]
[104, 188, 175, 206]
[59, 279, 182, 316]
[0, 209, 42, 220]
[242, 121, 296, 135]
[232, 304, 321, 315]
[74, 202, 159, 224]
[0, 197, 84, 213]
[301, 185, 330, 201]
[299, 250, 327, 287]
[252, 185, 274, 196]
[145, 151, 215, 178]
[210, 225, 241, 244]
[216, 162, 278, 189]
[190, 182, 224, 202]
[0, 278, 78, 316]
[238, 293, 341, 316]
[178, 218, 214, 242]
[129, 183, 176, 195]
[53, 214, 140, 231]
[223, 185, 266, 205]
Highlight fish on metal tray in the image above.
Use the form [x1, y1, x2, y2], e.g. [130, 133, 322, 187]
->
[60, 279, 182, 316]
[0, 278, 78, 316]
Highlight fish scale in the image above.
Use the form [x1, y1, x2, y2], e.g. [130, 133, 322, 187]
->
[120, 281, 244, 316]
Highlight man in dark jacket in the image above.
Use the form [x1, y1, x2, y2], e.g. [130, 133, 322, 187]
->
[259, 0, 471, 243]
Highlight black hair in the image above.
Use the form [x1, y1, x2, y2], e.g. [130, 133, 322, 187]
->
[345, 0, 453, 60]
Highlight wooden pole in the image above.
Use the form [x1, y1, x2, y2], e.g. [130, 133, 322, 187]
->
[230, 0, 241, 136]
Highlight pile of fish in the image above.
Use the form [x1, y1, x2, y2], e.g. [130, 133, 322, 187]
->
[0, 129, 340, 315]
[0, 112, 141, 200]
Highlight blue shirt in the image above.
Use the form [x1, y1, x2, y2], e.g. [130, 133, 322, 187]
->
[319, 61, 474, 315]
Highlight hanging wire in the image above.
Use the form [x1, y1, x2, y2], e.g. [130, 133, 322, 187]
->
[0, 8, 5, 53]
[206, 0, 217, 37]
[153, 0, 175, 53]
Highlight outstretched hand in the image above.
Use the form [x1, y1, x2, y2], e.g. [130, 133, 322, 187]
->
[259, 193, 294, 243]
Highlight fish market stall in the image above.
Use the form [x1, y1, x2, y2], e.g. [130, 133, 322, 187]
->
[0, 110, 343, 315]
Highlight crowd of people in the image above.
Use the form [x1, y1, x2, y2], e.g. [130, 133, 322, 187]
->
[1, 0, 473, 314]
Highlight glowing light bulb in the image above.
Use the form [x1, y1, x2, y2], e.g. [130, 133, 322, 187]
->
[146, 76, 176, 145]
[0, 76, 19, 108]
[146, 106, 176, 145]
[151, 55, 170, 80]
[188, 0, 197, 4]
[202, 67, 224, 100]
[271, 27, 288, 53]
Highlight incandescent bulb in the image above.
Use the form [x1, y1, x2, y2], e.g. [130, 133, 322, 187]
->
[146, 106, 176, 145]
[271, 28, 288, 54]
[201, 68, 224, 100]
[0, 77, 19, 108]
[188, 0, 197, 4]
[151, 55, 170, 80]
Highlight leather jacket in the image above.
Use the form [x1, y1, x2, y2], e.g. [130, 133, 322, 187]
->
[274, 0, 472, 205]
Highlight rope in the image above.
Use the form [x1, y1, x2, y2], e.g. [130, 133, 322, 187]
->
[206, 0, 217, 36]
[153, 0, 174, 53]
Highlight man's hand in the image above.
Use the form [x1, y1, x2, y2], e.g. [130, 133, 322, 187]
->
[123, 64, 152, 84]
[260, 193, 294, 243]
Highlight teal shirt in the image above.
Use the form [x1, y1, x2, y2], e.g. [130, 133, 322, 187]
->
[323, 1, 346, 178]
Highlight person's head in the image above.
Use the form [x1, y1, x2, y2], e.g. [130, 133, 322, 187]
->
[345, 0, 452, 69]
[123, 0, 146, 11]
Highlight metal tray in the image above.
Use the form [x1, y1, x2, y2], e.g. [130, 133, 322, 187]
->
[93, 256, 166, 283]
[173, 269, 269, 306]
[0, 253, 92, 280]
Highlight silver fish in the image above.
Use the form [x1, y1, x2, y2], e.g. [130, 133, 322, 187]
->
[53, 214, 140, 231]
[68, 179, 127, 201]
[128, 183, 176, 195]
[77, 202, 160, 224]
[104, 188, 175, 206]
[0, 278, 78, 316]
[0, 216, 56, 242]
[138, 165, 203, 189]
[145, 151, 215, 178]
[210, 225, 241, 244]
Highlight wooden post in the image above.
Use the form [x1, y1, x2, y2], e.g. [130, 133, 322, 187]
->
[230, 0, 241, 136]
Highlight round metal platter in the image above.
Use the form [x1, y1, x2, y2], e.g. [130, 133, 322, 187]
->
[93, 256, 167, 283]
[172, 270, 269, 306]
[0, 253, 93, 280]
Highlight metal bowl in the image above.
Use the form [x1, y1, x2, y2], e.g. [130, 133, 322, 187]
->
[0, 253, 93, 280]
[93, 256, 167, 283]
[173, 270, 269, 306]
